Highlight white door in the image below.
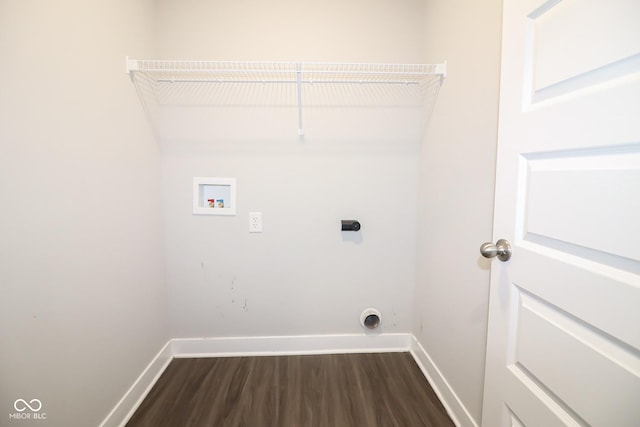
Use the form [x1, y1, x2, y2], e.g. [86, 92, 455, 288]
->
[482, 0, 640, 426]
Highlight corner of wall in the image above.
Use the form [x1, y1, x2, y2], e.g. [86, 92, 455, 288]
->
[99, 341, 173, 427]
[410, 336, 478, 427]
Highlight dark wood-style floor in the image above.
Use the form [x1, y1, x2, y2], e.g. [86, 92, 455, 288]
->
[126, 352, 455, 427]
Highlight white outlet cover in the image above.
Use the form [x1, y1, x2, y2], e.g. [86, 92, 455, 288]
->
[249, 212, 262, 233]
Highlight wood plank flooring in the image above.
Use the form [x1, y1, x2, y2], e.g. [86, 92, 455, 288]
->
[126, 352, 455, 427]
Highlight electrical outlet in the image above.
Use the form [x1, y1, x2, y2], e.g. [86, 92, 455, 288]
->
[249, 212, 262, 233]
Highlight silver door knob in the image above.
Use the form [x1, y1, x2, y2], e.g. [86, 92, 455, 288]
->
[480, 239, 512, 262]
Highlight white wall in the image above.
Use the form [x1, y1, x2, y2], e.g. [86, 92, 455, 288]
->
[155, 0, 428, 338]
[0, 0, 504, 424]
[0, 1, 169, 426]
[154, 0, 426, 63]
[414, 0, 502, 425]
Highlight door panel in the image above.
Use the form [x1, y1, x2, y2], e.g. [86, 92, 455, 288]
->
[513, 250, 640, 349]
[526, 0, 640, 103]
[482, 0, 640, 425]
[522, 149, 640, 262]
[515, 290, 640, 426]
[529, 0, 640, 92]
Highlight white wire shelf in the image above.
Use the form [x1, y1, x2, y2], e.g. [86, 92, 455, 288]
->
[127, 58, 446, 139]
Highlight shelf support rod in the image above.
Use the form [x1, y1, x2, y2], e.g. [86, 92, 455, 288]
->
[296, 63, 304, 136]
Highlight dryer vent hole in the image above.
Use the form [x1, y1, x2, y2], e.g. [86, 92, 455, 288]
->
[360, 308, 382, 330]
[364, 314, 380, 329]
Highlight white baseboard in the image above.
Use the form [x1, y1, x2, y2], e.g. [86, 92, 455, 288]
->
[99, 340, 173, 427]
[409, 336, 478, 427]
[171, 333, 412, 358]
[101, 333, 477, 427]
